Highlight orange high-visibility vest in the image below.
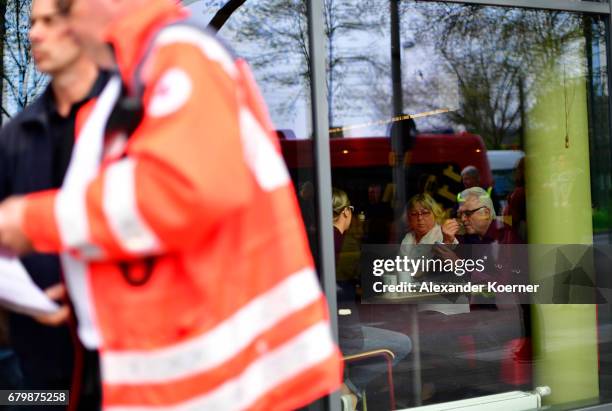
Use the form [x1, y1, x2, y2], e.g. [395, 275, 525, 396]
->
[22, 1, 342, 409]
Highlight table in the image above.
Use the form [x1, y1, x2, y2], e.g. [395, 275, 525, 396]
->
[365, 291, 470, 406]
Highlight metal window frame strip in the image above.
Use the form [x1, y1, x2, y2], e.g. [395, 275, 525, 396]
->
[308, 0, 341, 410]
[423, 0, 609, 14]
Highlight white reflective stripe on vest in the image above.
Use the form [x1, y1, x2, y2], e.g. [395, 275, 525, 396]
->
[61, 255, 101, 348]
[56, 76, 123, 255]
[239, 107, 290, 191]
[102, 267, 321, 384]
[105, 322, 335, 411]
[57, 75, 123, 349]
[154, 25, 238, 78]
[56, 188, 103, 259]
[103, 158, 162, 255]
[153, 25, 289, 193]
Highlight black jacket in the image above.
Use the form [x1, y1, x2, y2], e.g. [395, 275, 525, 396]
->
[0, 73, 108, 388]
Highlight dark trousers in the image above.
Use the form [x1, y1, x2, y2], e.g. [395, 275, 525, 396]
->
[74, 349, 101, 411]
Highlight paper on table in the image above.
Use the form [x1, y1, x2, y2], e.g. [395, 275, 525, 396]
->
[0, 254, 60, 317]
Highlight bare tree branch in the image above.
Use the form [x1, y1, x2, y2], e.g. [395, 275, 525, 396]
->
[2, 0, 47, 117]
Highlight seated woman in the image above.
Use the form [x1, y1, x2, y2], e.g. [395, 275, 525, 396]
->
[399, 195, 469, 401]
[398, 193, 450, 282]
[333, 188, 412, 411]
[399, 193, 468, 314]
[400, 193, 446, 249]
[333, 187, 354, 258]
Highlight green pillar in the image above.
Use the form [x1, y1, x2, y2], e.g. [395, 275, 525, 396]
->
[525, 51, 599, 404]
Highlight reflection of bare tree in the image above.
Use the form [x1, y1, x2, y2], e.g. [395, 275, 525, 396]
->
[2, 0, 48, 119]
[223, 0, 385, 125]
[404, 3, 585, 149]
[443, 49, 522, 149]
[0, 0, 6, 125]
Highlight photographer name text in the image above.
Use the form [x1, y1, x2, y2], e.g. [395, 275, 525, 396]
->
[372, 281, 540, 294]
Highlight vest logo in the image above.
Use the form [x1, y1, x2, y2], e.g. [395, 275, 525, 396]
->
[148, 68, 192, 117]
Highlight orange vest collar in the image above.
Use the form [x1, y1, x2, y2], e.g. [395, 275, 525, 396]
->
[104, 0, 187, 85]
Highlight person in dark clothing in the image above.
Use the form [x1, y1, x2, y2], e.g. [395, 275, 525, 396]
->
[363, 183, 393, 245]
[333, 188, 411, 411]
[503, 157, 527, 242]
[333, 188, 354, 256]
[0, 0, 104, 407]
[441, 185, 530, 343]
[460, 165, 502, 215]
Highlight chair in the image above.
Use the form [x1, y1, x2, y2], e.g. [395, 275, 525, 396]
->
[343, 349, 396, 410]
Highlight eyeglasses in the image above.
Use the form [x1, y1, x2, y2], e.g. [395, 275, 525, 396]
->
[408, 210, 432, 218]
[457, 206, 487, 219]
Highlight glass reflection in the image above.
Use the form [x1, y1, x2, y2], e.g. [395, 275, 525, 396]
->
[326, 1, 612, 409]
[187, 0, 612, 408]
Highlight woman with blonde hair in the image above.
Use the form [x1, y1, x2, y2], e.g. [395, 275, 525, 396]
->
[398, 193, 460, 285]
[399, 194, 467, 318]
[401, 193, 446, 246]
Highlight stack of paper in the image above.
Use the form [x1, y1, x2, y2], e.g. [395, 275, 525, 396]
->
[0, 254, 60, 317]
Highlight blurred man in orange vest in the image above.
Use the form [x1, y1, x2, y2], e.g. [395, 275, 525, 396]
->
[0, 0, 342, 409]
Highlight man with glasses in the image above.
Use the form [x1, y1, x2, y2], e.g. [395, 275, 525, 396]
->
[440, 186, 521, 304]
[444, 174, 529, 364]
[461, 165, 501, 215]
[442, 187, 503, 244]
[0, 0, 105, 400]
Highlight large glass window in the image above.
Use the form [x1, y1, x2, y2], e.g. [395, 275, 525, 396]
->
[189, 1, 612, 410]
[327, 1, 612, 410]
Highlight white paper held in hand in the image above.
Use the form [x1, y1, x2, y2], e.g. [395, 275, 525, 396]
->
[0, 251, 60, 316]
